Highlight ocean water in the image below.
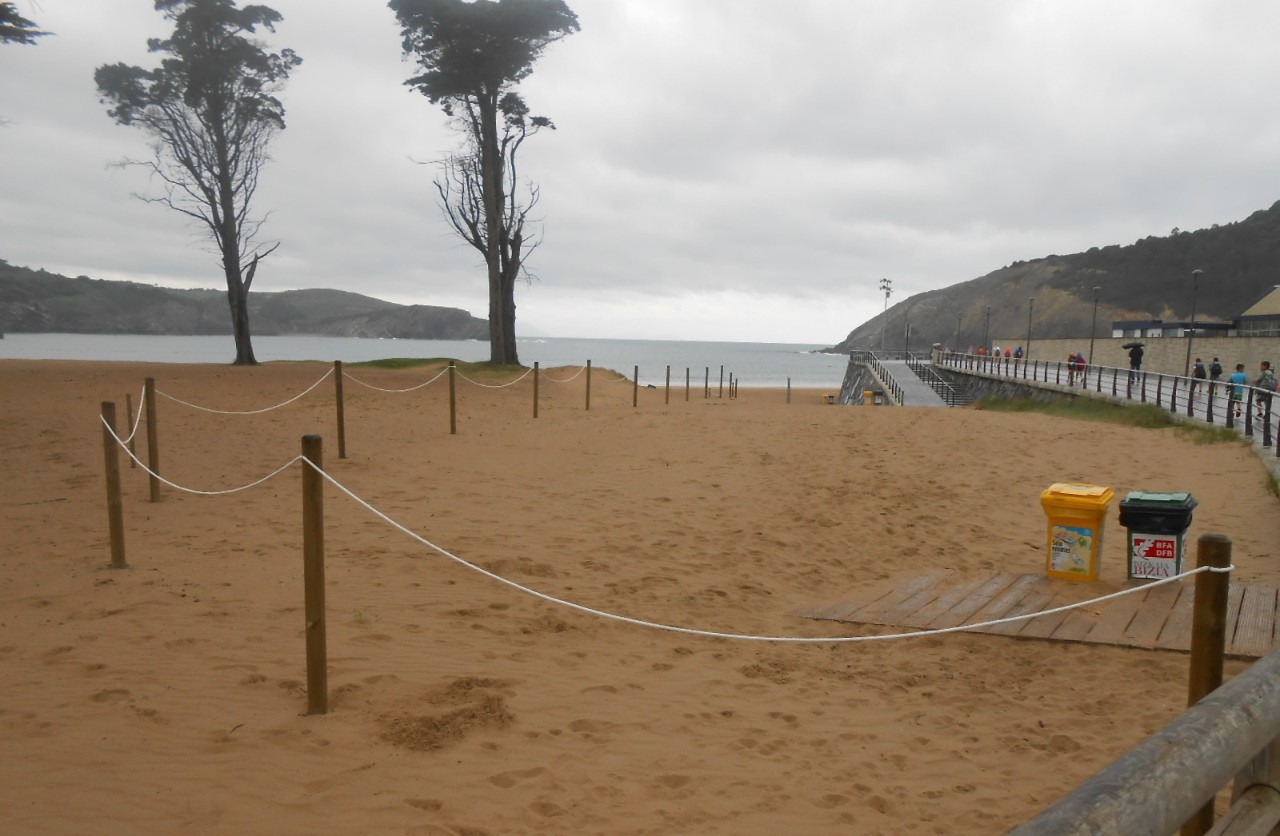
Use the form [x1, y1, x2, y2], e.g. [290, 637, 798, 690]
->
[0, 333, 848, 389]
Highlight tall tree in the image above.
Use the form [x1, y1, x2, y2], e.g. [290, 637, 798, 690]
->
[0, 2, 47, 44]
[389, 0, 579, 365]
[95, 0, 301, 365]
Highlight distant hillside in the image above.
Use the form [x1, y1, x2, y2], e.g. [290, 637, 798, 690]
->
[0, 261, 489, 340]
[829, 200, 1280, 353]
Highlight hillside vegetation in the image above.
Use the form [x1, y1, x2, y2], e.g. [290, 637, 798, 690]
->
[830, 200, 1280, 353]
[0, 261, 488, 340]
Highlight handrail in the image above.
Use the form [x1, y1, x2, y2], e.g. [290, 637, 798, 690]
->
[1009, 648, 1280, 835]
[939, 350, 1277, 455]
[906, 354, 966, 405]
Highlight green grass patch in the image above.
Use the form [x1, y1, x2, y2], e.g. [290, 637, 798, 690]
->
[977, 395, 1246, 446]
[349, 357, 527, 378]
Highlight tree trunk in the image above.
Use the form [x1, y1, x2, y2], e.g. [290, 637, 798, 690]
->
[227, 278, 257, 365]
[479, 93, 508, 365]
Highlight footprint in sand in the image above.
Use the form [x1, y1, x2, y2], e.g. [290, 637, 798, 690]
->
[813, 793, 851, 808]
[654, 774, 691, 789]
[487, 767, 545, 788]
[529, 800, 566, 818]
[403, 798, 442, 811]
[91, 688, 130, 703]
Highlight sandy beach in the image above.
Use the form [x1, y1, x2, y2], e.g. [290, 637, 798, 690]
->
[3, 359, 1278, 835]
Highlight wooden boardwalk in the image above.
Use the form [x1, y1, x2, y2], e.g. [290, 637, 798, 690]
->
[797, 572, 1279, 659]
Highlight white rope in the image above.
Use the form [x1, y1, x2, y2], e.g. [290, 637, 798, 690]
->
[455, 367, 535, 388]
[301, 457, 1233, 644]
[342, 367, 448, 393]
[539, 366, 587, 383]
[100, 415, 302, 495]
[157, 368, 334, 415]
[120, 385, 146, 444]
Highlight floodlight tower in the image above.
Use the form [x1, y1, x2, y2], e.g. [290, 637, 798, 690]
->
[878, 278, 892, 354]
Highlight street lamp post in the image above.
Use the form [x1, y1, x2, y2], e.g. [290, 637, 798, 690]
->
[1088, 286, 1102, 365]
[1184, 269, 1202, 376]
[955, 313, 962, 351]
[982, 305, 991, 351]
[879, 278, 892, 354]
[1025, 297, 1035, 362]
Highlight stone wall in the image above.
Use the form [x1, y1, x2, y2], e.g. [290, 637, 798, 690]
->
[986, 336, 1280, 377]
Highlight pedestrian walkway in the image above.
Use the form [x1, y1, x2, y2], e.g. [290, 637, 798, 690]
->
[877, 360, 949, 407]
[797, 570, 1278, 659]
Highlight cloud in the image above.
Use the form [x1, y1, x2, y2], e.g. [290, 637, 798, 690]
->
[3, 0, 1279, 344]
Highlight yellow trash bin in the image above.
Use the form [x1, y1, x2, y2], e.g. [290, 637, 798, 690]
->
[1039, 483, 1114, 582]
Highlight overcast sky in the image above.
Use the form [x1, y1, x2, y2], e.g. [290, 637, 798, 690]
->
[3, 1, 1279, 344]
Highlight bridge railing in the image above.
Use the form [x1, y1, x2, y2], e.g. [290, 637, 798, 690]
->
[906, 353, 966, 405]
[940, 350, 1278, 455]
[850, 351, 905, 404]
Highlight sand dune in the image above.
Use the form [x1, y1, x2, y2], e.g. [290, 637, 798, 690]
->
[2, 359, 1277, 834]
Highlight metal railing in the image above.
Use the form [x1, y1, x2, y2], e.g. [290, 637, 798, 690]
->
[941, 351, 1277, 453]
[906, 353, 968, 406]
[853, 351, 905, 404]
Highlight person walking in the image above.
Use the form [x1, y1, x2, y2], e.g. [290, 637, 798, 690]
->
[1192, 357, 1207, 400]
[1210, 357, 1223, 382]
[1229, 363, 1249, 420]
[1128, 343, 1144, 373]
[1256, 360, 1276, 421]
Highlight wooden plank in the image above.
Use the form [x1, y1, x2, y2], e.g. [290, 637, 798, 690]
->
[1051, 607, 1101, 643]
[1229, 585, 1278, 659]
[1081, 586, 1146, 647]
[853, 572, 945, 624]
[1122, 581, 1184, 648]
[873, 574, 949, 624]
[809, 581, 900, 621]
[898, 574, 997, 629]
[1153, 584, 1196, 651]
[983, 586, 1057, 637]
[927, 574, 1022, 629]
[958, 574, 1047, 633]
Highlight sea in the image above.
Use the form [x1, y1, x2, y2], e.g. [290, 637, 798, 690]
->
[0, 333, 849, 389]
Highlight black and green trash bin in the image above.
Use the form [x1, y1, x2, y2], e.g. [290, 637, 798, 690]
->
[1117, 491, 1198, 580]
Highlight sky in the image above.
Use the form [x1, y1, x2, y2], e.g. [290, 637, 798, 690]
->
[3, 1, 1280, 344]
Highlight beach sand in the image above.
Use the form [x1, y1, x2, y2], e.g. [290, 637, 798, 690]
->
[3, 359, 1278, 835]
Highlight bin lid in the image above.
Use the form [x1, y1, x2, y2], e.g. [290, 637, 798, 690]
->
[1040, 483, 1114, 510]
[1120, 491, 1198, 510]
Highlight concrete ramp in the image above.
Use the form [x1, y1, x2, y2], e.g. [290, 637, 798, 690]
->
[877, 360, 950, 407]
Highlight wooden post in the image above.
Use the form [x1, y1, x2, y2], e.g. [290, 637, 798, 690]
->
[1182, 533, 1232, 835]
[633, 365, 639, 408]
[334, 360, 347, 459]
[719, 365, 724, 398]
[586, 360, 592, 411]
[301, 435, 328, 716]
[1231, 738, 1280, 823]
[664, 365, 670, 405]
[144, 376, 160, 502]
[124, 392, 137, 469]
[100, 402, 127, 569]
[685, 368, 690, 402]
[448, 361, 457, 435]
[787, 377, 791, 403]
[704, 367, 709, 399]
[533, 362, 540, 418]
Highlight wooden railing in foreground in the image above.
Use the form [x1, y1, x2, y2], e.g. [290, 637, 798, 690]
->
[1009, 540, 1280, 835]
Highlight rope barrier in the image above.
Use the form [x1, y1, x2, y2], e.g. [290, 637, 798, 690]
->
[538, 366, 587, 383]
[100, 415, 302, 495]
[120, 385, 146, 444]
[157, 368, 334, 415]
[342, 367, 449, 393]
[96, 408, 1239, 645]
[300, 457, 1233, 644]
[454, 367, 535, 388]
